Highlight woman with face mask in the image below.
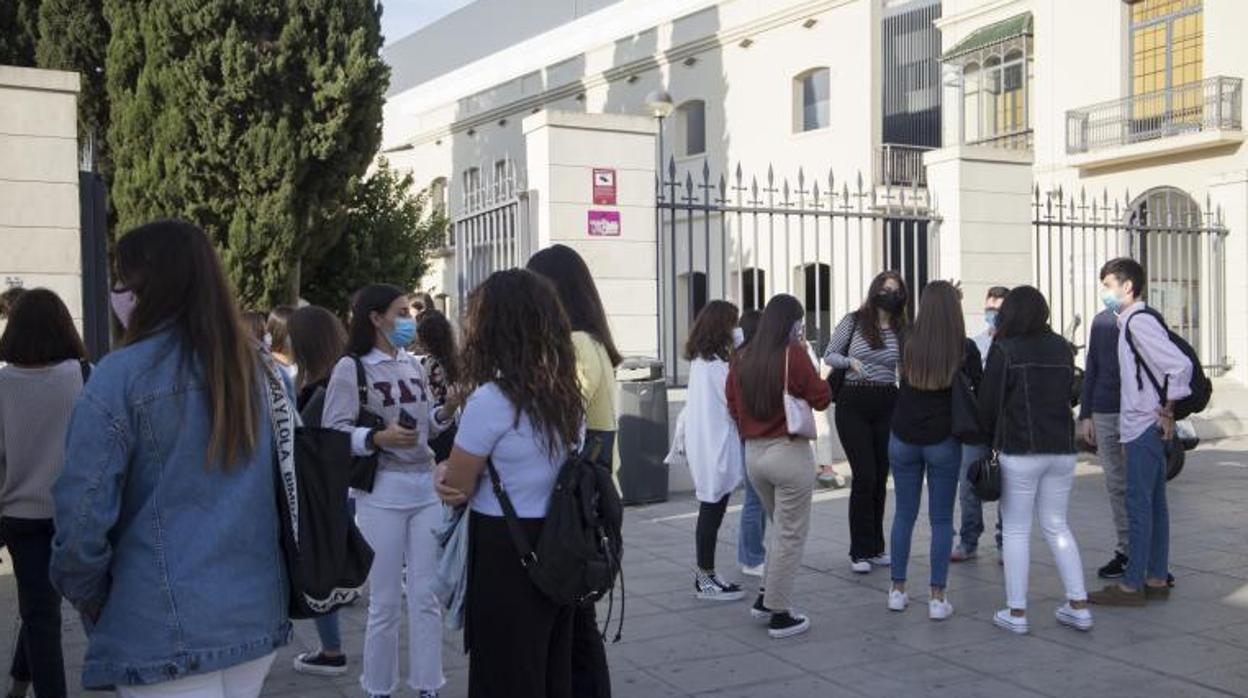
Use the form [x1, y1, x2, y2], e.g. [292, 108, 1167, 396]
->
[50, 221, 289, 696]
[823, 271, 909, 574]
[321, 284, 460, 698]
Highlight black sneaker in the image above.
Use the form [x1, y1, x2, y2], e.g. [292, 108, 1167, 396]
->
[1098, 552, 1128, 579]
[767, 611, 810, 639]
[750, 592, 774, 620]
[695, 572, 746, 602]
[292, 651, 347, 677]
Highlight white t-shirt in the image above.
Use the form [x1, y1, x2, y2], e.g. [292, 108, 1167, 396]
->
[455, 382, 568, 518]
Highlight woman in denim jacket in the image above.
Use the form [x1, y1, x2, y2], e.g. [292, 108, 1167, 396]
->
[50, 221, 289, 696]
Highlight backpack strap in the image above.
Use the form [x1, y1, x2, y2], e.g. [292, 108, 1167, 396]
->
[350, 354, 369, 408]
[1123, 309, 1168, 404]
[484, 458, 539, 568]
[79, 358, 91, 384]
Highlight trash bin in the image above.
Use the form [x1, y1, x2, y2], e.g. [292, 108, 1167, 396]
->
[616, 357, 669, 505]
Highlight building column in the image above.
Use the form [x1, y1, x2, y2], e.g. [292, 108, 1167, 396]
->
[523, 110, 659, 358]
[1209, 169, 1248, 380]
[924, 144, 1034, 326]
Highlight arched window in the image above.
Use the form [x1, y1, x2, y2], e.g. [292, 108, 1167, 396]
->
[1127, 186, 1205, 353]
[793, 68, 831, 132]
[739, 267, 766, 311]
[429, 177, 448, 217]
[677, 100, 706, 157]
[961, 63, 981, 143]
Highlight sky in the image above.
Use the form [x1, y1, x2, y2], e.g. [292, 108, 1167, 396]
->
[380, 0, 476, 45]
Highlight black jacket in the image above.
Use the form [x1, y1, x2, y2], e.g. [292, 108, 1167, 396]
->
[891, 339, 983, 445]
[978, 331, 1075, 455]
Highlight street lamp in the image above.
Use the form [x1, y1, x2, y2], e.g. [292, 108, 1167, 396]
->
[645, 90, 675, 178]
[644, 89, 674, 376]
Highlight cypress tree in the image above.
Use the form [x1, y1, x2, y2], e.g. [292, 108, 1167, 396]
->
[105, 0, 388, 307]
[36, 0, 109, 169]
[0, 0, 40, 65]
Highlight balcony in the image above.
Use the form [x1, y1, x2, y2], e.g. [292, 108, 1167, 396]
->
[877, 143, 932, 188]
[1066, 76, 1243, 169]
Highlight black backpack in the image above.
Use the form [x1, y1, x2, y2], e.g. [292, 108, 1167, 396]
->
[486, 442, 625, 640]
[1123, 306, 1212, 420]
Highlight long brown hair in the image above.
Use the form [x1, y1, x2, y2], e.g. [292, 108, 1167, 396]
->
[288, 306, 347, 391]
[734, 294, 805, 420]
[901, 280, 964, 390]
[416, 308, 459, 385]
[526, 244, 623, 367]
[856, 270, 909, 349]
[114, 220, 258, 468]
[684, 300, 739, 362]
[460, 269, 583, 454]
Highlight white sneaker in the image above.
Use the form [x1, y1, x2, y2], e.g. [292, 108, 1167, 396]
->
[1056, 602, 1094, 631]
[869, 553, 891, 567]
[887, 589, 908, 611]
[851, 559, 872, 574]
[929, 598, 954, 621]
[741, 563, 765, 578]
[994, 609, 1029, 635]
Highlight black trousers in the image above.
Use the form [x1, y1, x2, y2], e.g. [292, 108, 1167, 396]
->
[1, 517, 66, 698]
[466, 512, 573, 698]
[833, 384, 898, 561]
[571, 431, 614, 698]
[695, 494, 732, 571]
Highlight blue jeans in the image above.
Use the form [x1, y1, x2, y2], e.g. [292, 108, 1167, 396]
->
[957, 443, 1001, 553]
[1124, 427, 1170, 589]
[888, 435, 961, 589]
[737, 463, 767, 568]
[314, 612, 342, 653]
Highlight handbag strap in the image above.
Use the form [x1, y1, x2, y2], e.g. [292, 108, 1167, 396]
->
[484, 458, 539, 568]
[350, 354, 369, 409]
[261, 355, 300, 551]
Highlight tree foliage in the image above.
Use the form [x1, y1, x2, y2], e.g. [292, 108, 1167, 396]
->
[0, 0, 40, 65]
[104, 0, 389, 308]
[302, 159, 448, 316]
[36, 0, 109, 168]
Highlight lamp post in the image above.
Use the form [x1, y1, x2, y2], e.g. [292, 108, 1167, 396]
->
[644, 90, 674, 375]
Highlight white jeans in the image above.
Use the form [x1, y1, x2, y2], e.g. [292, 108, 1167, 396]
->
[116, 653, 274, 698]
[1000, 454, 1088, 611]
[355, 478, 445, 694]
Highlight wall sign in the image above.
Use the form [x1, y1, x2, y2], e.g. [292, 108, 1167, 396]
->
[588, 210, 621, 237]
[592, 168, 617, 205]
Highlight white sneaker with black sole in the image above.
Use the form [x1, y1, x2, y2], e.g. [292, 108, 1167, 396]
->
[887, 589, 908, 611]
[929, 598, 954, 621]
[1055, 603, 1094, 631]
[768, 611, 810, 639]
[695, 571, 746, 601]
[993, 609, 1029, 635]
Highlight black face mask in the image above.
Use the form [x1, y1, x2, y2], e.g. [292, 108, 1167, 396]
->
[874, 290, 905, 314]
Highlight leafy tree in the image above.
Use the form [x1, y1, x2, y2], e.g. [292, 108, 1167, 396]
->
[302, 160, 448, 316]
[0, 0, 40, 65]
[36, 0, 109, 170]
[104, 0, 389, 308]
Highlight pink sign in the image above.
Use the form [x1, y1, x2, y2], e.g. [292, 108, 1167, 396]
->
[593, 168, 617, 205]
[588, 210, 621, 237]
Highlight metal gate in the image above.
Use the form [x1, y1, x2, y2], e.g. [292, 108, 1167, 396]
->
[1033, 185, 1228, 371]
[657, 158, 940, 385]
[452, 158, 532, 309]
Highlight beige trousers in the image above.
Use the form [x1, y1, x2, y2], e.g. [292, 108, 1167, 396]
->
[746, 436, 816, 612]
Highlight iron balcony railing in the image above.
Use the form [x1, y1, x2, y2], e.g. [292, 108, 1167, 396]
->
[1066, 76, 1243, 155]
[877, 143, 932, 188]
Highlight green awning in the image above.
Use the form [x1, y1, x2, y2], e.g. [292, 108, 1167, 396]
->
[942, 12, 1033, 60]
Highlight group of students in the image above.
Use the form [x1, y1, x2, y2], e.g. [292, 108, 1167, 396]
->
[0, 219, 622, 698]
[675, 257, 1192, 639]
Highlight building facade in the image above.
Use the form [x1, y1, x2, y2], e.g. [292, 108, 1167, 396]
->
[382, 0, 1247, 398]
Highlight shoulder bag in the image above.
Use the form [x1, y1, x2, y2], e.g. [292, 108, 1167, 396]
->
[348, 355, 385, 492]
[967, 346, 1008, 502]
[826, 314, 856, 402]
[784, 347, 818, 440]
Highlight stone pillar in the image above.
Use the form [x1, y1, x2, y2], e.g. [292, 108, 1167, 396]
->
[523, 110, 659, 358]
[925, 144, 1034, 326]
[0, 66, 82, 328]
[1209, 169, 1248, 378]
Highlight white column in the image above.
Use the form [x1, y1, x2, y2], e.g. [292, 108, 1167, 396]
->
[523, 111, 659, 358]
[1209, 169, 1248, 379]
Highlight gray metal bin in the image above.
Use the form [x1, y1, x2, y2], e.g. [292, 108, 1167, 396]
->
[616, 358, 669, 505]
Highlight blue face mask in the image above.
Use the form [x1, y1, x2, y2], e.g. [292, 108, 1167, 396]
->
[387, 317, 418, 348]
[1101, 289, 1124, 313]
[984, 309, 999, 329]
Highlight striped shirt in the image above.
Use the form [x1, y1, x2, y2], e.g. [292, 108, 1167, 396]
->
[823, 312, 900, 385]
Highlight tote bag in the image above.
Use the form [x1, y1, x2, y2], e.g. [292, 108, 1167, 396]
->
[783, 347, 818, 440]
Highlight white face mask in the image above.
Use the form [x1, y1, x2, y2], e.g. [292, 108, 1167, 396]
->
[790, 321, 805, 343]
[732, 327, 745, 349]
[263, 332, 273, 349]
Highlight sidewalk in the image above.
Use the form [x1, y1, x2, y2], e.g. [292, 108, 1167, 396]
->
[5, 439, 1248, 697]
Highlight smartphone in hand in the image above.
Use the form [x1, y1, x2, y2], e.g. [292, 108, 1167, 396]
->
[397, 408, 419, 430]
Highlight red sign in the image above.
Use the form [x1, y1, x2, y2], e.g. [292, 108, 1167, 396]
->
[592, 168, 617, 205]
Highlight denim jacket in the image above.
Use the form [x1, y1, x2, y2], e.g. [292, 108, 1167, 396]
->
[978, 332, 1077, 456]
[50, 330, 290, 689]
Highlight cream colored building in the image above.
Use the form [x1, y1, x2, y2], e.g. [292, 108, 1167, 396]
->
[0, 66, 83, 331]
[383, 0, 1247, 415]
